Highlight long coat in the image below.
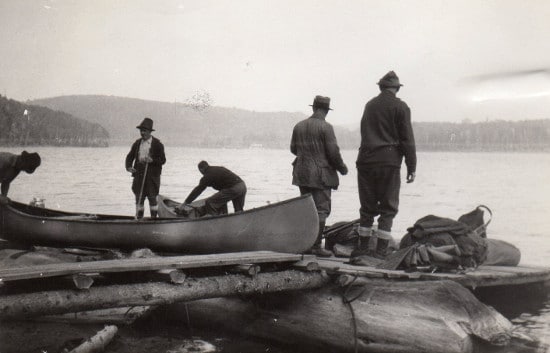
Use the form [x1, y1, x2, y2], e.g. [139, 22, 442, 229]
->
[290, 115, 347, 190]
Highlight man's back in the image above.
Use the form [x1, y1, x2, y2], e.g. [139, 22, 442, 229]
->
[291, 115, 346, 189]
[200, 166, 243, 190]
[357, 90, 415, 170]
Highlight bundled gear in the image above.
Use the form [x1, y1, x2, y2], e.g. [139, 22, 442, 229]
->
[379, 205, 491, 272]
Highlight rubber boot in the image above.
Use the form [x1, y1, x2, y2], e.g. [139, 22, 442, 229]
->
[310, 221, 333, 257]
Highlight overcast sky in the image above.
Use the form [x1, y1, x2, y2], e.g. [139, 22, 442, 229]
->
[1, 0, 549, 126]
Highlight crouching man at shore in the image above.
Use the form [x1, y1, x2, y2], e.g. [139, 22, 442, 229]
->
[0, 151, 41, 196]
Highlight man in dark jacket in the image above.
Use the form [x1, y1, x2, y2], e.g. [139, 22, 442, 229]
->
[355, 71, 416, 257]
[0, 151, 41, 196]
[182, 160, 247, 216]
[125, 117, 166, 219]
[291, 95, 348, 257]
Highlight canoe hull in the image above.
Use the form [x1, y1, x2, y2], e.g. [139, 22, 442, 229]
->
[0, 195, 318, 254]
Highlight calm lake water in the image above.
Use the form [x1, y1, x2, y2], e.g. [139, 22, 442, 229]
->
[3, 146, 550, 352]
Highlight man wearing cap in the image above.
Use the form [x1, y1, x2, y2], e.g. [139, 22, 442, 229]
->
[125, 117, 166, 219]
[354, 71, 417, 258]
[291, 95, 348, 257]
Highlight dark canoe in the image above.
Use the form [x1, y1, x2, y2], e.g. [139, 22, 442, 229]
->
[0, 195, 319, 254]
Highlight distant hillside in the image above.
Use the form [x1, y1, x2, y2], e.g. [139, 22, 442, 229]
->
[0, 95, 109, 147]
[30, 95, 313, 148]
[29, 95, 550, 151]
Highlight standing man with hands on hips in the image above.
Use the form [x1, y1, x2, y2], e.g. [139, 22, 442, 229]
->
[125, 117, 166, 219]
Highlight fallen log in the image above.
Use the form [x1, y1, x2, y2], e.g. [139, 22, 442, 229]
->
[165, 279, 513, 353]
[0, 270, 328, 319]
[69, 325, 118, 353]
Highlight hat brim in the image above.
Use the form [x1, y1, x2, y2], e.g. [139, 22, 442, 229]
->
[309, 104, 333, 110]
[136, 126, 154, 131]
[377, 82, 403, 87]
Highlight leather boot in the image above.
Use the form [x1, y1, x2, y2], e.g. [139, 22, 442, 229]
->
[309, 221, 333, 257]
[376, 239, 390, 257]
[150, 205, 158, 219]
[135, 204, 144, 220]
[375, 229, 392, 257]
[351, 226, 372, 257]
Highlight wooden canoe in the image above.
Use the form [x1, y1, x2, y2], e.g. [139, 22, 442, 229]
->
[0, 194, 319, 254]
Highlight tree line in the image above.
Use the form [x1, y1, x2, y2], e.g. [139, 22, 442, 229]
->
[328, 119, 550, 151]
[411, 120, 550, 151]
[0, 95, 109, 147]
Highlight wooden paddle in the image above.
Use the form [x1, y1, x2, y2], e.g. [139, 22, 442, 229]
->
[136, 162, 149, 219]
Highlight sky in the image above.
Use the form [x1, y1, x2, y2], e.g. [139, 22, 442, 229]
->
[1, 0, 550, 127]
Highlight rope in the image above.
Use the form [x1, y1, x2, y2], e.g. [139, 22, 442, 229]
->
[473, 204, 492, 236]
[339, 275, 370, 353]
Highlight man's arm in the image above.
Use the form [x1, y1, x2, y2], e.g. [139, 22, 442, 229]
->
[397, 104, 417, 181]
[185, 184, 207, 204]
[151, 139, 167, 166]
[125, 141, 138, 172]
[324, 125, 348, 175]
[290, 128, 298, 156]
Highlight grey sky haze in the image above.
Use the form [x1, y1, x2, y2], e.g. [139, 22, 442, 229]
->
[1, 0, 549, 126]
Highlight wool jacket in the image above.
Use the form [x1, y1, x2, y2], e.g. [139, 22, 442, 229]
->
[290, 114, 347, 190]
[356, 90, 417, 174]
[125, 136, 166, 177]
[0, 153, 19, 196]
[185, 166, 244, 204]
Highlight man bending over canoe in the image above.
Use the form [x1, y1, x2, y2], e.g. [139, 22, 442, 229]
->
[0, 151, 41, 196]
[180, 160, 247, 216]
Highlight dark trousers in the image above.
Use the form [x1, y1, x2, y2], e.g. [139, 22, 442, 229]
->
[357, 165, 400, 232]
[205, 181, 247, 215]
[132, 174, 161, 206]
[298, 186, 331, 222]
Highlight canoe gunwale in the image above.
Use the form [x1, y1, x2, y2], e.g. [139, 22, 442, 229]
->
[2, 194, 315, 225]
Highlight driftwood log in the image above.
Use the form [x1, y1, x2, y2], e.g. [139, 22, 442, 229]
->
[68, 325, 118, 353]
[0, 270, 328, 319]
[165, 279, 513, 353]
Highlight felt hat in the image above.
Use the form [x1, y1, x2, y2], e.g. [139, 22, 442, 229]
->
[309, 95, 333, 111]
[136, 117, 155, 131]
[377, 71, 403, 88]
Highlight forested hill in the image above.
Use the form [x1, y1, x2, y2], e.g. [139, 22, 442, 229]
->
[30, 95, 550, 151]
[414, 120, 550, 151]
[31, 95, 309, 148]
[0, 95, 109, 147]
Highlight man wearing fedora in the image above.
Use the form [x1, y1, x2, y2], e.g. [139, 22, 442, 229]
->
[125, 117, 166, 219]
[354, 71, 417, 258]
[291, 95, 348, 257]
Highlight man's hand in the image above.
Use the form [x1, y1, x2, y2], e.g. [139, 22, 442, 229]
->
[406, 172, 416, 183]
[144, 157, 153, 163]
[126, 167, 136, 173]
[340, 164, 348, 175]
